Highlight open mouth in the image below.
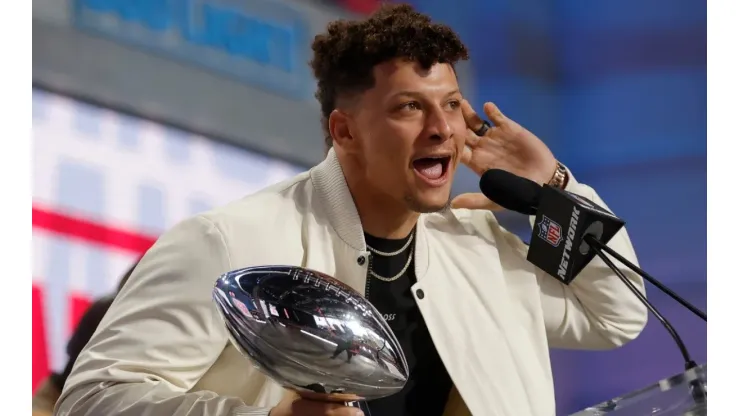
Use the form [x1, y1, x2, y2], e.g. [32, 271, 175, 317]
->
[412, 156, 452, 185]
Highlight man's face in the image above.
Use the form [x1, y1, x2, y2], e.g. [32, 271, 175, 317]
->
[346, 59, 467, 213]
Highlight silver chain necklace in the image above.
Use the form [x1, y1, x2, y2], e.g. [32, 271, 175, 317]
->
[367, 233, 414, 256]
[366, 233, 414, 282]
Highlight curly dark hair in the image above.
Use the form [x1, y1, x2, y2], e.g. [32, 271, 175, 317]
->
[310, 3, 469, 150]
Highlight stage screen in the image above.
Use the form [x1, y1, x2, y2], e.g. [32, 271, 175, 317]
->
[31, 88, 306, 390]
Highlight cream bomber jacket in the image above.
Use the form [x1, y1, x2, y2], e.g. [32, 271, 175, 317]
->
[55, 149, 648, 416]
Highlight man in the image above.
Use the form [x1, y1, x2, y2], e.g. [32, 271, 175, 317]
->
[55, 5, 647, 416]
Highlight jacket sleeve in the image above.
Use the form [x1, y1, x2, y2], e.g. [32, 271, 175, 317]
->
[531, 172, 649, 350]
[54, 216, 271, 416]
[53, 297, 114, 391]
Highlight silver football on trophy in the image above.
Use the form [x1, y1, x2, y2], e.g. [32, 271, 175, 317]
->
[212, 265, 409, 402]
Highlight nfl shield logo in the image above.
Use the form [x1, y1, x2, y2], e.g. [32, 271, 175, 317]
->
[537, 216, 563, 247]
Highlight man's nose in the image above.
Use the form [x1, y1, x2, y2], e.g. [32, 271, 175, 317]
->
[424, 107, 453, 141]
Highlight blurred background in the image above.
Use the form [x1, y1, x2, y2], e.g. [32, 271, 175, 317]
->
[31, 0, 706, 414]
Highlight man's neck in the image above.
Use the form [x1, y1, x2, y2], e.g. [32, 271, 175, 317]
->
[357, 200, 418, 239]
[341, 163, 418, 240]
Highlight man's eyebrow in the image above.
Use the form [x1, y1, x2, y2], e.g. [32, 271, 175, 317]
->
[389, 89, 461, 99]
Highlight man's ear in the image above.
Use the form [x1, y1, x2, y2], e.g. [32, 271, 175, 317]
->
[328, 109, 358, 153]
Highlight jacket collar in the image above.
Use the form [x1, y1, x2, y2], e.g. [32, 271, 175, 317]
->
[310, 149, 431, 279]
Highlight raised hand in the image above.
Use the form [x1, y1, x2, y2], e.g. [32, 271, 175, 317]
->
[452, 100, 558, 211]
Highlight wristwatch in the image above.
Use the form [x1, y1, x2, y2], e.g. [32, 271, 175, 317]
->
[548, 161, 568, 189]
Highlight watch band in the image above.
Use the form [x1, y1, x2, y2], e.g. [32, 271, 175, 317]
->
[548, 161, 568, 189]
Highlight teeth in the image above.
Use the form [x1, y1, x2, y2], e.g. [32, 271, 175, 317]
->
[415, 156, 448, 161]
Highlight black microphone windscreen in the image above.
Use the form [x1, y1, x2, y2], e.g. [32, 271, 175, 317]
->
[479, 169, 542, 215]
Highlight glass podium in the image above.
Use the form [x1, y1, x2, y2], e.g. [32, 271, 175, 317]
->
[570, 364, 707, 416]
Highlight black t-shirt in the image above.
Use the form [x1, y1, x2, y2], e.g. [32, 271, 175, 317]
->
[362, 231, 453, 416]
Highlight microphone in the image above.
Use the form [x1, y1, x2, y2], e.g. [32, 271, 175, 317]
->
[480, 169, 627, 285]
[479, 169, 707, 379]
[479, 169, 707, 321]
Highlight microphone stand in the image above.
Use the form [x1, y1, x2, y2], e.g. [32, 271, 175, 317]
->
[584, 235, 706, 322]
[584, 235, 707, 402]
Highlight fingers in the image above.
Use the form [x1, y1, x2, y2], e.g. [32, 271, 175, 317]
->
[272, 392, 364, 416]
[460, 145, 489, 177]
[450, 193, 504, 211]
[461, 100, 488, 134]
[461, 145, 473, 166]
[290, 399, 364, 416]
[482, 102, 507, 126]
[465, 129, 482, 148]
[327, 406, 365, 416]
[462, 100, 507, 134]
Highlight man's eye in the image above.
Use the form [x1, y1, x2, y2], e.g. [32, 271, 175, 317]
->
[400, 102, 421, 111]
[448, 100, 461, 110]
